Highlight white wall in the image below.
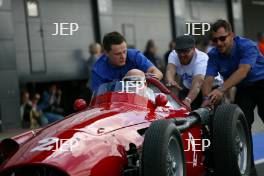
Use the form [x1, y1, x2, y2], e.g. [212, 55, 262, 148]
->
[175, 0, 228, 35]
[112, 0, 172, 58]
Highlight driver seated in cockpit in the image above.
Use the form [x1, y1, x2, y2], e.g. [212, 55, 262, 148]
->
[122, 69, 155, 101]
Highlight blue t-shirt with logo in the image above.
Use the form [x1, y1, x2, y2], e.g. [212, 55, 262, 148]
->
[206, 36, 264, 87]
[91, 49, 154, 92]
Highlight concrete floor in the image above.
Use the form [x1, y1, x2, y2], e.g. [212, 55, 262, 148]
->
[252, 108, 264, 133]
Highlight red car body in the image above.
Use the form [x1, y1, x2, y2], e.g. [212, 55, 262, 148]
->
[0, 77, 207, 176]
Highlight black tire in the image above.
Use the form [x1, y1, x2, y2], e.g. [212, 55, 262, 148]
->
[212, 104, 251, 176]
[141, 120, 186, 176]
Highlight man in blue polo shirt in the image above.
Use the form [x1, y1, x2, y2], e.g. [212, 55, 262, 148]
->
[202, 19, 264, 176]
[91, 31, 163, 92]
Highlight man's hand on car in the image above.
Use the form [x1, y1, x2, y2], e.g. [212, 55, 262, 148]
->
[201, 98, 211, 108]
[166, 80, 183, 90]
[182, 97, 191, 109]
[208, 88, 224, 105]
[145, 72, 160, 80]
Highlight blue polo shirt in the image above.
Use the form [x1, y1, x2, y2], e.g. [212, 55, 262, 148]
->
[91, 49, 154, 92]
[206, 36, 264, 87]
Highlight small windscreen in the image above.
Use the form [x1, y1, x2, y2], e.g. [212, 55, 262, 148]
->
[95, 81, 155, 102]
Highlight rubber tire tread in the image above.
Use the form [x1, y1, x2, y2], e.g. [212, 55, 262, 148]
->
[212, 104, 251, 176]
[141, 120, 186, 176]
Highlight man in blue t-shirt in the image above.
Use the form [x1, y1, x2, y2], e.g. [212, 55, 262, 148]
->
[202, 19, 264, 176]
[91, 31, 163, 92]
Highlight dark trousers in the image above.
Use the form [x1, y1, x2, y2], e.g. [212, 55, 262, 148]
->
[235, 80, 264, 125]
[235, 80, 264, 176]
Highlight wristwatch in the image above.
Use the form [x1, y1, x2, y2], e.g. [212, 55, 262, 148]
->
[203, 96, 210, 100]
[166, 83, 172, 87]
[184, 97, 192, 103]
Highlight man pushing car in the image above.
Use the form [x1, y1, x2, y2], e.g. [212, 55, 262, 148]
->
[202, 19, 264, 176]
[91, 31, 163, 92]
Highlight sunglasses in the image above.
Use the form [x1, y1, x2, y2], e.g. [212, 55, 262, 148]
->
[212, 34, 229, 43]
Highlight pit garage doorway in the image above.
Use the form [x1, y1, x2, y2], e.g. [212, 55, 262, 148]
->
[14, 0, 95, 82]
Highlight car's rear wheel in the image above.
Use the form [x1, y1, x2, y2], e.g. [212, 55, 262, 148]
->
[141, 120, 186, 176]
[212, 104, 251, 176]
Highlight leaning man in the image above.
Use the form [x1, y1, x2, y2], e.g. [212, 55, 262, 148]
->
[166, 35, 222, 109]
[202, 19, 264, 176]
[91, 31, 163, 92]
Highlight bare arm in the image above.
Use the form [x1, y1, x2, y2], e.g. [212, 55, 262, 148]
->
[218, 64, 251, 93]
[147, 66, 163, 80]
[165, 63, 182, 90]
[186, 75, 204, 102]
[165, 63, 176, 82]
[202, 76, 214, 96]
[206, 64, 251, 106]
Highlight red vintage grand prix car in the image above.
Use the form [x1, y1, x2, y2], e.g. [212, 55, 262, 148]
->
[0, 76, 252, 176]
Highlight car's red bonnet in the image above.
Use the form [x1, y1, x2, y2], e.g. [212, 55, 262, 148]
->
[1, 92, 189, 176]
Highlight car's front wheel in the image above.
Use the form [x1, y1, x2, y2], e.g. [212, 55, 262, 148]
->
[212, 104, 251, 176]
[141, 120, 186, 176]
